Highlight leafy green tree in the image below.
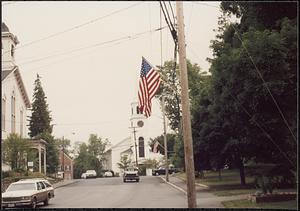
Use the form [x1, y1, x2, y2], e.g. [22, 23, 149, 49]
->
[117, 155, 132, 171]
[142, 159, 160, 169]
[149, 133, 176, 156]
[3, 134, 29, 170]
[156, 60, 208, 170]
[201, 1, 297, 185]
[73, 134, 109, 178]
[87, 134, 109, 163]
[28, 74, 52, 138]
[73, 142, 101, 178]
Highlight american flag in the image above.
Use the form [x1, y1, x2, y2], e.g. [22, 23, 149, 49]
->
[138, 57, 161, 117]
[153, 141, 159, 153]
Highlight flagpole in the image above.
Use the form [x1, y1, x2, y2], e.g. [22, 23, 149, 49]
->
[162, 95, 169, 182]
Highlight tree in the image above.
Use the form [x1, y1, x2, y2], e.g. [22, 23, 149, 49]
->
[149, 133, 176, 156]
[156, 60, 208, 170]
[28, 74, 52, 138]
[117, 155, 132, 171]
[72, 134, 109, 178]
[202, 1, 297, 185]
[87, 134, 109, 163]
[3, 134, 30, 170]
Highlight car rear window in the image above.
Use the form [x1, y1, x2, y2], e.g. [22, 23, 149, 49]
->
[7, 183, 36, 191]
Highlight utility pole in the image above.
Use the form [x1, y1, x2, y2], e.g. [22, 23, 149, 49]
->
[176, 1, 197, 208]
[162, 95, 169, 182]
[62, 136, 65, 180]
[129, 126, 139, 167]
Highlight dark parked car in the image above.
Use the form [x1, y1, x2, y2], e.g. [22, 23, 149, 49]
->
[152, 167, 179, 176]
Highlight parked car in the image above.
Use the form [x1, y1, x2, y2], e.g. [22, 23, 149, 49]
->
[2, 179, 52, 208]
[81, 173, 87, 179]
[104, 171, 113, 177]
[152, 167, 179, 176]
[123, 167, 139, 182]
[85, 170, 97, 178]
[19, 178, 54, 199]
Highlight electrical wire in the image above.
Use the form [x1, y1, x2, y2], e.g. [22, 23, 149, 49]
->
[168, 1, 176, 24]
[2, 2, 142, 55]
[229, 93, 296, 169]
[159, 1, 177, 44]
[16, 26, 167, 66]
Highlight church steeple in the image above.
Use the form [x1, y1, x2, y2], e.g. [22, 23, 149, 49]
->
[2, 22, 19, 70]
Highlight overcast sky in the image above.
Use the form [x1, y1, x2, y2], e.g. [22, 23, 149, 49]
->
[2, 1, 224, 146]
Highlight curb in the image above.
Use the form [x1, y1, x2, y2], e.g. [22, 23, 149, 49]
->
[174, 176, 209, 188]
[159, 176, 187, 195]
[53, 180, 79, 189]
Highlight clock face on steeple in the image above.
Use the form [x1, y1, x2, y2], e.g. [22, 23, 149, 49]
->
[137, 120, 144, 127]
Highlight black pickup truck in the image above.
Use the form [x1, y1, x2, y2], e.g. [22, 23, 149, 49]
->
[152, 167, 179, 176]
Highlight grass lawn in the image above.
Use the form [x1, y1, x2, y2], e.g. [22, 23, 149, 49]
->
[222, 199, 297, 209]
[176, 169, 257, 196]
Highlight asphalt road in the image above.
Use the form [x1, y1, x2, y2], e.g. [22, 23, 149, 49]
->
[45, 176, 187, 208]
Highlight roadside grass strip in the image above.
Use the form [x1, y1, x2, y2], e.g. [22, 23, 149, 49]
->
[222, 199, 297, 209]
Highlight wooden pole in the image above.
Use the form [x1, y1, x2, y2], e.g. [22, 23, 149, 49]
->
[133, 127, 138, 167]
[176, 1, 197, 208]
[162, 95, 169, 182]
[62, 136, 65, 179]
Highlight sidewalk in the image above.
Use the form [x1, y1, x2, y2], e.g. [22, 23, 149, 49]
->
[52, 179, 79, 189]
[160, 175, 249, 208]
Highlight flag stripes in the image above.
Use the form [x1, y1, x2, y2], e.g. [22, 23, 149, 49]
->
[138, 57, 161, 117]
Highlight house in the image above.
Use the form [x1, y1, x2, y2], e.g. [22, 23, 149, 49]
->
[57, 150, 74, 180]
[1, 22, 31, 172]
[1, 22, 31, 140]
[103, 101, 163, 176]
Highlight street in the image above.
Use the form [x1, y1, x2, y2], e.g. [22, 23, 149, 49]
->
[45, 176, 187, 208]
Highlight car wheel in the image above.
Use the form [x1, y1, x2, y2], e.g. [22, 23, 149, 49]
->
[44, 194, 50, 205]
[31, 197, 37, 209]
[123, 179, 126, 183]
[136, 179, 139, 182]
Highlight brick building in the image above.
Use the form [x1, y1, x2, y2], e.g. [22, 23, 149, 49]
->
[57, 150, 73, 180]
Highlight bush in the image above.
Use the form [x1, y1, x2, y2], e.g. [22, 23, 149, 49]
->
[2, 171, 10, 178]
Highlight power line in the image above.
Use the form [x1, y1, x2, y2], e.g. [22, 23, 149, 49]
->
[17, 26, 167, 66]
[229, 93, 296, 169]
[168, 1, 176, 24]
[2, 2, 142, 55]
[228, 19, 297, 143]
[159, 1, 177, 44]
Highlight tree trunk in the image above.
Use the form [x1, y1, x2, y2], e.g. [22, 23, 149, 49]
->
[218, 169, 222, 181]
[238, 157, 246, 186]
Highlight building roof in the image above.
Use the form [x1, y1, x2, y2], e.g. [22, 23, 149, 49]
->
[1, 70, 13, 81]
[107, 137, 131, 151]
[1, 66, 31, 108]
[2, 22, 10, 32]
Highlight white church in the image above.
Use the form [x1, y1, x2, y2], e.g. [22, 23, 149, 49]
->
[103, 101, 163, 176]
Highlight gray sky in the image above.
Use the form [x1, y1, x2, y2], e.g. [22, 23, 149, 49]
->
[2, 1, 223, 146]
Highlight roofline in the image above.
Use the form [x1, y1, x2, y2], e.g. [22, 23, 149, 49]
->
[60, 150, 73, 161]
[2, 31, 19, 44]
[14, 67, 31, 108]
[111, 136, 131, 149]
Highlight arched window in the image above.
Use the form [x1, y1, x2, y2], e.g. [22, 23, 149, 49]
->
[11, 45, 15, 58]
[1, 97, 6, 131]
[20, 109, 23, 137]
[11, 92, 16, 133]
[138, 137, 145, 158]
